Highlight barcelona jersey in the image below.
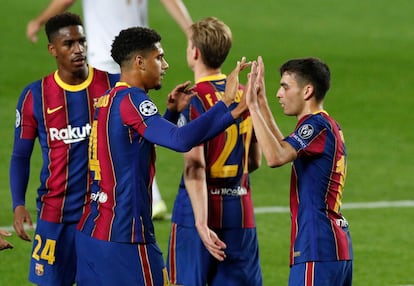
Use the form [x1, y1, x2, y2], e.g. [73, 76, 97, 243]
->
[284, 111, 353, 265]
[171, 74, 256, 229]
[12, 66, 119, 224]
[77, 82, 235, 243]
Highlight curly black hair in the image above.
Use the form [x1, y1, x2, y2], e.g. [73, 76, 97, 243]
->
[111, 27, 162, 67]
[45, 12, 83, 42]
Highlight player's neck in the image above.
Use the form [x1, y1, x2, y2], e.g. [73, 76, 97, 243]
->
[57, 65, 89, 85]
[194, 65, 221, 82]
[296, 101, 324, 121]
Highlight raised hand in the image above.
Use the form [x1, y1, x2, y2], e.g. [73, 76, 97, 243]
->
[245, 60, 259, 109]
[222, 57, 251, 106]
[255, 56, 268, 107]
[26, 20, 41, 43]
[166, 80, 197, 113]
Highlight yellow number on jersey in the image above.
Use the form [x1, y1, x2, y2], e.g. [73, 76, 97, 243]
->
[333, 155, 347, 212]
[32, 234, 56, 265]
[210, 117, 253, 178]
[88, 120, 101, 180]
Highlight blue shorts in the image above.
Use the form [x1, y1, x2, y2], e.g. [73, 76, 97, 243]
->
[76, 230, 168, 286]
[29, 219, 77, 286]
[167, 223, 262, 286]
[289, 260, 353, 286]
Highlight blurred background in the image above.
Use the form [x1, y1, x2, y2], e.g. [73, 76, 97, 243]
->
[1, 0, 413, 285]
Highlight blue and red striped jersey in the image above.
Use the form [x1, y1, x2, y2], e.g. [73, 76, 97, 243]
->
[171, 74, 256, 229]
[12, 66, 119, 224]
[77, 82, 235, 243]
[284, 110, 353, 265]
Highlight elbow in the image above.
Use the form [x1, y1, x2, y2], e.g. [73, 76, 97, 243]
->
[266, 156, 285, 168]
[263, 144, 295, 168]
[267, 161, 283, 168]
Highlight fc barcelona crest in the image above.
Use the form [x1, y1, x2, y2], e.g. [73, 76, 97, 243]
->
[35, 263, 45, 276]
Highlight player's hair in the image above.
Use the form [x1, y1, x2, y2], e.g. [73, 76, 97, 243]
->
[190, 17, 232, 69]
[280, 58, 331, 102]
[45, 12, 83, 43]
[111, 27, 162, 67]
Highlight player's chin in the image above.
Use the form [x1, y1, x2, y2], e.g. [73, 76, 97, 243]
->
[154, 83, 162, 91]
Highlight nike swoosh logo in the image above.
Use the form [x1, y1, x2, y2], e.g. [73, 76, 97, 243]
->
[47, 106, 63, 114]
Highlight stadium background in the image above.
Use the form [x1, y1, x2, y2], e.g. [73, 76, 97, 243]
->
[0, 0, 413, 285]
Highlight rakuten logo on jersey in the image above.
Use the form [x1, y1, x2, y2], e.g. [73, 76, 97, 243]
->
[49, 124, 92, 144]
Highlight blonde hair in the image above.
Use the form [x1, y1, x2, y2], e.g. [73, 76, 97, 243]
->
[190, 17, 232, 69]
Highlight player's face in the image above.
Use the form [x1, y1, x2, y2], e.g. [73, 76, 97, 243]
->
[276, 72, 306, 117]
[48, 25, 88, 76]
[143, 42, 169, 90]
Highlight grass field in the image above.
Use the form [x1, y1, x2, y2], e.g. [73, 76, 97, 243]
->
[1, 0, 413, 285]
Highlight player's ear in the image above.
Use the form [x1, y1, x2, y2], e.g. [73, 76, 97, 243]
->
[193, 46, 200, 60]
[303, 84, 314, 100]
[135, 54, 146, 70]
[48, 43, 57, 57]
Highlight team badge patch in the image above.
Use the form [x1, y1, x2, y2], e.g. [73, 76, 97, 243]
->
[35, 263, 44, 276]
[298, 124, 314, 140]
[139, 100, 158, 116]
[15, 109, 21, 128]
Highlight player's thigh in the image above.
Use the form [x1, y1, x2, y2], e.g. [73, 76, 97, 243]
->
[29, 219, 77, 286]
[211, 228, 263, 286]
[167, 223, 211, 286]
[76, 231, 167, 286]
[289, 260, 353, 286]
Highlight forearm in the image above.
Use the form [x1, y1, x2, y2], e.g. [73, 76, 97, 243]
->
[145, 101, 234, 152]
[259, 99, 285, 142]
[33, 0, 75, 26]
[249, 108, 288, 167]
[10, 154, 30, 210]
[184, 165, 208, 228]
[9, 139, 34, 210]
[160, 0, 193, 37]
[183, 147, 208, 227]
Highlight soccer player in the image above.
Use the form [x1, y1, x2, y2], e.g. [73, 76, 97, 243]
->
[166, 17, 263, 286]
[10, 12, 119, 285]
[0, 229, 13, 250]
[75, 26, 250, 286]
[245, 57, 353, 286]
[26, 0, 194, 219]
[9, 12, 120, 285]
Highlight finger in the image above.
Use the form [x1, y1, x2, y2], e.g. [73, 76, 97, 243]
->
[247, 61, 258, 92]
[239, 60, 252, 72]
[257, 56, 264, 79]
[180, 81, 191, 90]
[14, 221, 31, 241]
[208, 247, 226, 261]
[0, 241, 14, 250]
[19, 228, 31, 242]
[0, 230, 12, 237]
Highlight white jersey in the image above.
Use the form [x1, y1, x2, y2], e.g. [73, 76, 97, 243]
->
[82, 0, 148, 73]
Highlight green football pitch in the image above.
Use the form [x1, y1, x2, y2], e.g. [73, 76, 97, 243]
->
[1, 0, 413, 285]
